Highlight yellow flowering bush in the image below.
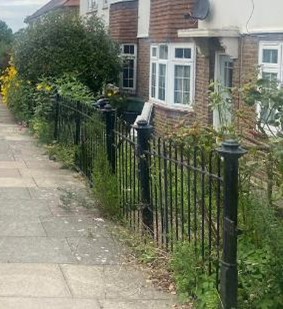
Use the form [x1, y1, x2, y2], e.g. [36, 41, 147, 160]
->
[0, 65, 36, 121]
[0, 65, 18, 104]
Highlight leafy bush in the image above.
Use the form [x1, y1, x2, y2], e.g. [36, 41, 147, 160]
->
[171, 242, 220, 308]
[238, 192, 283, 308]
[0, 20, 13, 74]
[0, 65, 35, 122]
[13, 11, 121, 93]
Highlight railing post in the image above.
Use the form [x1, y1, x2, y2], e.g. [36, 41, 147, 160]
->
[53, 93, 59, 140]
[134, 119, 153, 235]
[103, 104, 116, 174]
[217, 140, 247, 309]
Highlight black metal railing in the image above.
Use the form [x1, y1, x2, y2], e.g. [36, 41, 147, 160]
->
[53, 95, 246, 309]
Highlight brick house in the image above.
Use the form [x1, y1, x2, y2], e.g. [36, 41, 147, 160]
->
[80, 0, 283, 134]
[25, 0, 80, 24]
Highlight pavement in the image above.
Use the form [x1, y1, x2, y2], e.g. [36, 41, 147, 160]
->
[0, 101, 175, 308]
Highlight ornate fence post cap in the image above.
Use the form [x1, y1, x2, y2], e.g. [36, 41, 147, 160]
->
[217, 139, 247, 158]
[132, 119, 153, 131]
[137, 119, 148, 127]
[104, 103, 113, 111]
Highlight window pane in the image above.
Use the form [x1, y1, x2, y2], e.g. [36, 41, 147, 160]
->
[175, 48, 183, 58]
[184, 48, 191, 59]
[124, 45, 129, 54]
[174, 65, 191, 105]
[223, 60, 233, 88]
[158, 64, 166, 100]
[159, 45, 168, 59]
[129, 45, 135, 54]
[175, 48, 191, 59]
[151, 63, 157, 98]
[152, 47, 157, 57]
[262, 49, 278, 63]
[262, 72, 278, 82]
[123, 58, 135, 89]
[123, 45, 135, 55]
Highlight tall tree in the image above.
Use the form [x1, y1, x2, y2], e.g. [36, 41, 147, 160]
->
[0, 20, 13, 73]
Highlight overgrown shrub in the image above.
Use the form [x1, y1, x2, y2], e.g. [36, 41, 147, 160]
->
[0, 65, 35, 122]
[13, 11, 121, 93]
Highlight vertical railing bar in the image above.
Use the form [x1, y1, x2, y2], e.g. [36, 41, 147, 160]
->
[180, 144, 185, 241]
[133, 128, 137, 231]
[125, 123, 129, 222]
[208, 151, 213, 275]
[216, 154, 221, 286]
[187, 149, 191, 242]
[163, 140, 169, 250]
[121, 124, 126, 217]
[168, 140, 173, 251]
[152, 137, 159, 244]
[193, 146, 197, 253]
[157, 137, 164, 246]
[201, 148, 205, 262]
[174, 143, 179, 242]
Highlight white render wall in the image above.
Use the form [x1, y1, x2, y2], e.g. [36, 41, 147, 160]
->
[80, 0, 136, 27]
[137, 0, 150, 38]
[199, 0, 283, 33]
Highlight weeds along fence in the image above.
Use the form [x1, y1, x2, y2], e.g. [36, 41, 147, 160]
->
[53, 95, 247, 309]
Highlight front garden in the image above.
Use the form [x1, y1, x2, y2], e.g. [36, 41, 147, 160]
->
[0, 11, 283, 309]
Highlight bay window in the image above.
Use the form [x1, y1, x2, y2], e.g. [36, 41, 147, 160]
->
[258, 42, 283, 132]
[150, 44, 195, 107]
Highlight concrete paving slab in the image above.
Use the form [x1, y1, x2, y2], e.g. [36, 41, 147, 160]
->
[60, 264, 105, 298]
[0, 263, 71, 298]
[24, 160, 64, 169]
[0, 217, 46, 237]
[0, 199, 52, 217]
[0, 237, 76, 263]
[0, 162, 27, 169]
[29, 187, 62, 200]
[0, 188, 31, 200]
[101, 300, 175, 309]
[19, 168, 72, 177]
[0, 154, 15, 161]
[104, 265, 171, 300]
[4, 135, 33, 142]
[0, 177, 36, 188]
[67, 236, 124, 265]
[33, 176, 85, 188]
[40, 216, 108, 238]
[0, 169, 21, 178]
[0, 297, 101, 309]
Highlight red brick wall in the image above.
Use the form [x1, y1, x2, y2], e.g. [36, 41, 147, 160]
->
[149, 0, 197, 42]
[194, 51, 211, 125]
[153, 104, 196, 136]
[137, 38, 150, 101]
[109, 0, 138, 44]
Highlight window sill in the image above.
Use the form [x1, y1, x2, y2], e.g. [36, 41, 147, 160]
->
[87, 8, 98, 14]
[150, 99, 194, 113]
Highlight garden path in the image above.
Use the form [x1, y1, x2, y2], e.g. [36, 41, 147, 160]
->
[0, 101, 175, 309]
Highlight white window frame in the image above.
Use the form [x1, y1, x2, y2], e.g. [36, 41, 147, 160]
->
[120, 44, 137, 92]
[258, 41, 283, 134]
[149, 43, 195, 108]
[102, 0, 108, 9]
[88, 0, 98, 12]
